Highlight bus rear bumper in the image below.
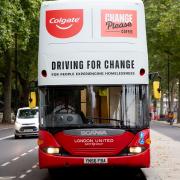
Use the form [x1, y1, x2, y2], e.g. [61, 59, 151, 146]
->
[39, 148, 150, 169]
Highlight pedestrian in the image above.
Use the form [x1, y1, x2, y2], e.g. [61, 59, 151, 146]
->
[168, 111, 174, 125]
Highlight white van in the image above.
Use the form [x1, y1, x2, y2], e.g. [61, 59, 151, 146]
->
[14, 107, 39, 139]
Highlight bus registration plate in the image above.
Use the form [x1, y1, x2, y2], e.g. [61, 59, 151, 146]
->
[84, 158, 108, 164]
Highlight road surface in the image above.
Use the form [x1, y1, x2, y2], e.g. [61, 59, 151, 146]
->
[2, 121, 180, 180]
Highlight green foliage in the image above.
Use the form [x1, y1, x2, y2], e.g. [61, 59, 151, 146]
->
[0, 0, 179, 110]
[0, 0, 41, 53]
[144, 0, 180, 91]
[0, 0, 42, 110]
[0, 0, 28, 52]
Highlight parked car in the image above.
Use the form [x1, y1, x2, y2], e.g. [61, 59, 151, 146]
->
[14, 107, 39, 139]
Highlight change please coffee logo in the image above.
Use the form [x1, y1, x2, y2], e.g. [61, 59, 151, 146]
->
[46, 9, 83, 38]
[101, 10, 137, 38]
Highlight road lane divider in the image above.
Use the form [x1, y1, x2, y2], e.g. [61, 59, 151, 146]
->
[12, 157, 20, 161]
[19, 174, 26, 179]
[0, 146, 38, 167]
[1, 162, 10, 167]
[0, 135, 14, 141]
[20, 153, 27, 157]
[32, 164, 38, 169]
[28, 149, 34, 153]
[0, 176, 16, 179]
[26, 169, 32, 173]
[18, 163, 38, 179]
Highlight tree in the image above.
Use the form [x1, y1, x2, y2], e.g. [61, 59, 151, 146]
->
[144, 0, 180, 120]
[0, 0, 41, 123]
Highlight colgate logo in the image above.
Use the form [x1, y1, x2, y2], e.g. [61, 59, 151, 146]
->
[46, 9, 83, 38]
[49, 17, 80, 30]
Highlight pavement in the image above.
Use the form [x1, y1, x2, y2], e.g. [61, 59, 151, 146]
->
[145, 120, 180, 180]
[0, 123, 14, 129]
[0, 116, 14, 129]
[0, 112, 15, 129]
[138, 120, 180, 180]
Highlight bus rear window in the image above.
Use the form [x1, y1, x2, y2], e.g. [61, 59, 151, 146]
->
[39, 85, 149, 129]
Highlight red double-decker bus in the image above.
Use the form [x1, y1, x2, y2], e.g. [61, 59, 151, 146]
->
[37, 0, 157, 173]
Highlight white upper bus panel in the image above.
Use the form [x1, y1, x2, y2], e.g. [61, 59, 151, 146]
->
[38, 0, 148, 85]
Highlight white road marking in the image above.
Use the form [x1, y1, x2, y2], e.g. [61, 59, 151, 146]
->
[32, 164, 37, 169]
[0, 135, 14, 141]
[20, 153, 27, 157]
[0, 176, 16, 179]
[12, 157, 20, 161]
[28, 149, 33, 153]
[19, 174, 26, 179]
[1, 147, 37, 168]
[1, 162, 10, 167]
[26, 169, 32, 173]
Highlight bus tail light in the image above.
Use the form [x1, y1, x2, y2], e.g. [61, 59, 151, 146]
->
[129, 147, 145, 154]
[127, 129, 150, 155]
[43, 147, 61, 155]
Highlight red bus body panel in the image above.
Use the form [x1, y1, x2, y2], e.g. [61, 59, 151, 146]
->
[39, 148, 150, 168]
[54, 131, 134, 156]
[38, 129, 150, 168]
